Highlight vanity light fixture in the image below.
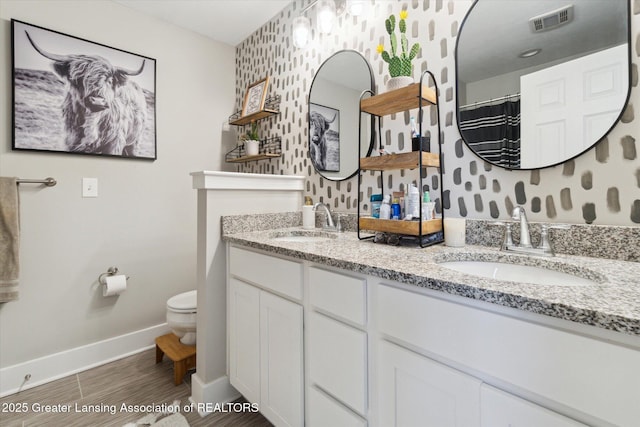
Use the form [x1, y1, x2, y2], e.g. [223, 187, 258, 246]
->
[317, 0, 337, 33]
[519, 48, 541, 58]
[292, 15, 312, 48]
[293, 0, 363, 49]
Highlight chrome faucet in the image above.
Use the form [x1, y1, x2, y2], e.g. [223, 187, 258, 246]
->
[313, 202, 335, 230]
[511, 206, 532, 248]
[491, 206, 570, 256]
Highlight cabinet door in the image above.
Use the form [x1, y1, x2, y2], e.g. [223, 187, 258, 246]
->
[378, 340, 481, 427]
[228, 278, 260, 405]
[260, 291, 304, 427]
[480, 384, 587, 427]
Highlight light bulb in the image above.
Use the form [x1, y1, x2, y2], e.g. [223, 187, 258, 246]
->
[346, 0, 367, 16]
[317, 0, 336, 34]
[292, 16, 311, 48]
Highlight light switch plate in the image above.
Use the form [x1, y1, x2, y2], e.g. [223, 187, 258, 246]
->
[82, 178, 98, 198]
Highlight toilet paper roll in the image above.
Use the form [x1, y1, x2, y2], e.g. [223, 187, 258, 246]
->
[302, 205, 315, 229]
[103, 274, 127, 296]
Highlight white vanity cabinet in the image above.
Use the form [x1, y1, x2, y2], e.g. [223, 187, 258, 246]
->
[228, 247, 304, 427]
[227, 243, 639, 427]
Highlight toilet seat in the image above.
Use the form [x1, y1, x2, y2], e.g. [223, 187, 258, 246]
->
[167, 290, 197, 313]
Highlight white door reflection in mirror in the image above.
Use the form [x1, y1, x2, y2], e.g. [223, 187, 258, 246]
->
[520, 45, 628, 168]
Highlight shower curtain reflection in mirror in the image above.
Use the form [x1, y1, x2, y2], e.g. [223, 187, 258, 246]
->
[459, 97, 521, 168]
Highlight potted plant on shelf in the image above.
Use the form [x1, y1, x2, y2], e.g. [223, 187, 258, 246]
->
[243, 122, 260, 156]
[377, 10, 421, 91]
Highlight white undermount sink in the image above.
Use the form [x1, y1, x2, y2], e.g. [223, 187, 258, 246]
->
[438, 260, 601, 286]
[269, 230, 337, 243]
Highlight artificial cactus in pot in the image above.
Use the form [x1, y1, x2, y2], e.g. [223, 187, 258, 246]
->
[377, 10, 421, 90]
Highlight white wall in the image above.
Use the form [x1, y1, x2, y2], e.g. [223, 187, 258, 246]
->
[0, 0, 235, 376]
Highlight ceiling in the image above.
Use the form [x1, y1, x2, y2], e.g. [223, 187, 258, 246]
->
[457, 0, 627, 83]
[114, 0, 293, 46]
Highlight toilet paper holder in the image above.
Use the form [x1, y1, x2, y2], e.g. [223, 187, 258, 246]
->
[98, 266, 130, 285]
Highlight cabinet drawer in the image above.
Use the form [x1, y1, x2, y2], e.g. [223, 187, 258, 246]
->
[230, 246, 303, 300]
[308, 266, 366, 326]
[307, 386, 366, 427]
[308, 312, 367, 415]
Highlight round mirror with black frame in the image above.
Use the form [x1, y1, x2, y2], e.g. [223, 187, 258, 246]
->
[308, 50, 375, 181]
[455, 0, 631, 170]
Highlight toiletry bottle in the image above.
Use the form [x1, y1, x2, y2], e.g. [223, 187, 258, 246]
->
[422, 192, 435, 220]
[370, 194, 383, 218]
[410, 116, 419, 138]
[391, 198, 401, 220]
[380, 195, 391, 220]
[407, 183, 420, 219]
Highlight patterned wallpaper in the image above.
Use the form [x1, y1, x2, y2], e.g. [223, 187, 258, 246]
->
[234, 0, 639, 226]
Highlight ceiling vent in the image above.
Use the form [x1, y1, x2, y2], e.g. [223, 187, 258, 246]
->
[529, 4, 574, 33]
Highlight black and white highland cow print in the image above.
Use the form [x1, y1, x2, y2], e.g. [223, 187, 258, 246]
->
[12, 20, 156, 159]
[309, 103, 340, 172]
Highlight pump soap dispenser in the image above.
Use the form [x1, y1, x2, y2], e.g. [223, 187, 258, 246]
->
[303, 196, 315, 229]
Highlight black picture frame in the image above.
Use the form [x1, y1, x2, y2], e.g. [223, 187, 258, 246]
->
[11, 20, 157, 160]
[309, 103, 340, 172]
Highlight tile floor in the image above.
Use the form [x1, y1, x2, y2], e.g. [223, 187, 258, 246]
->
[0, 349, 272, 426]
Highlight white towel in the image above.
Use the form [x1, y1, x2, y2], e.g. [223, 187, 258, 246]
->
[0, 177, 20, 302]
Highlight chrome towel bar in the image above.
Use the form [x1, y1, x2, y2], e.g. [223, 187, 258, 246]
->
[16, 177, 57, 187]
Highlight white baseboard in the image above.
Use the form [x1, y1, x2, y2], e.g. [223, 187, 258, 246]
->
[190, 374, 240, 417]
[0, 323, 171, 397]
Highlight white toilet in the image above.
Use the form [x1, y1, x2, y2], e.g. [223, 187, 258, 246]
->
[166, 290, 197, 345]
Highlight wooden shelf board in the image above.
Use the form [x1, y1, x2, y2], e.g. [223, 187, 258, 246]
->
[360, 151, 440, 171]
[229, 109, 279, 126]
[361, 83, 437, 116]
[359, 217, 442, 236]
[226, 153, 281, 163]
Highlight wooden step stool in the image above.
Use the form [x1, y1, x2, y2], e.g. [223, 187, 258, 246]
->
[155, 333, 196, 385]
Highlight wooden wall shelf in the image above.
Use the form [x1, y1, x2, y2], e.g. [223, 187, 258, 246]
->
[226, 153, 281, 163]
[228, 109, 279, 126]
[228, 95, 280, 126]
[225, 136, 282, 163]
[359, 217, 442, 236]
[360, 83, 436, 116]
[360, 151, 440, 171]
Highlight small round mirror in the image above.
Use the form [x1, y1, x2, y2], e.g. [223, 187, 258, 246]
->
[308, 50, 374, 180]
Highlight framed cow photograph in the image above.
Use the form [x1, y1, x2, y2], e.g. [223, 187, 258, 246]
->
[11, 20, 157, 160]
[309, 103, 340, 172]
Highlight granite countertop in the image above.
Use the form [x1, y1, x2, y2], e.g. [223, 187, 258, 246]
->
[224, 227, 640, 337]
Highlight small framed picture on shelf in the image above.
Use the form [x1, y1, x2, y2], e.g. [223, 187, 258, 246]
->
[242, 76, 269, 116]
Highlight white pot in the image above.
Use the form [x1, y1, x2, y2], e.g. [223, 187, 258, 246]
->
[386, 76, 414, 91]
[245, 140, 260, 156]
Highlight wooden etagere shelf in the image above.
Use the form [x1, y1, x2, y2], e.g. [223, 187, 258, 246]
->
[357, 72, 445, 247]
[360, 83, 436, 116]
[359, 217, 442, 236]
[360, 151, 440, 171]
